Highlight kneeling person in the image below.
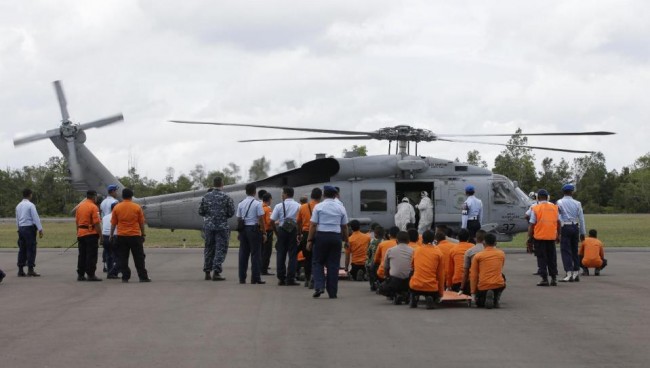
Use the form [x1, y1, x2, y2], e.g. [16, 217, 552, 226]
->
[470, 233, 505, 309]
[378, 231, 413, 304]
[579, 229, 607, 276]
[409, 230, 444, 309]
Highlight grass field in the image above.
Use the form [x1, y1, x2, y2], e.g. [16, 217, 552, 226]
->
[1, 214, 648, 248]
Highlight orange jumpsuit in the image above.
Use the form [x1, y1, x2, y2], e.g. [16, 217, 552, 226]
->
[470, 247, 506, 294]
[579, 238, 605, 268]
[374, 239, 397, 280]
[436, 240, 455, 288]
[448, 241, 475, 286]
[409, 246, 445, 295]
[346, 231, 371, 266]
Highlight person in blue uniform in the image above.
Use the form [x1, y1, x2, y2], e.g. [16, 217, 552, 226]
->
[16, 188, 44, 277]
[556, 184, 586, 282]
[270, 187, 301, 286]
[461, 185, 483, 242]
[306, 185, 349, 298]
[236, 183, 267, 285]
[199, 177, 236, 281]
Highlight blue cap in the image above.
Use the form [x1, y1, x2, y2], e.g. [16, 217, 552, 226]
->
[562, 184, 575, 192]
[323, 185, 337, 193]
[465, 185, 475, 192]
[537, 189, 549, 197]
[107, 184, 118, 192]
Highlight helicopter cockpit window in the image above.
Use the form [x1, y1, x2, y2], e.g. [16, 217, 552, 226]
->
[492, 181, 518, 205]
[360, 190, 387, 212]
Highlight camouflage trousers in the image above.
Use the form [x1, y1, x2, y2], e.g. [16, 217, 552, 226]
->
[204, 229, 230, 273]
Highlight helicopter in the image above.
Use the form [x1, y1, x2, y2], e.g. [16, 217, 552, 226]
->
[14, 81, 615, 242]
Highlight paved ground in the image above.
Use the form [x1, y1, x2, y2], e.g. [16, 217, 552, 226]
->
[1, 248, 649, 368]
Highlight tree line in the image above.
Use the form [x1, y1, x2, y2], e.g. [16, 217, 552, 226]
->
[1, 131, 649, 216]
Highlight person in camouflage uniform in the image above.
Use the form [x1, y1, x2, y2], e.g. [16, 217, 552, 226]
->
[366, 225, 384, 291]
[199, 176, 235, 281]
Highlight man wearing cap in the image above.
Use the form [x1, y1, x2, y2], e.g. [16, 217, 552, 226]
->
[557, 184, 586, 282]
[15, 188, 44, 277]
[528, 189, 561, 287]
[395, 197, 415, 231]
[306, 185, 349, 298]
[100, 184, 119, 272]
[525, 192, 542, 275]
[416, 191, 433, 234]
[75, 190, 103, 281]
[461, 185, 483, 242]
[236, 183, 266, 285]
[110, 188, 151, 283]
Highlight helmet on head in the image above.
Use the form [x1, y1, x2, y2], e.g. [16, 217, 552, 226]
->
[528, 191, 537, 200]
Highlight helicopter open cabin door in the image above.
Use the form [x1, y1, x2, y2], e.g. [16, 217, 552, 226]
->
[352, 181, 395, 230]
[395, 180, 434, 230]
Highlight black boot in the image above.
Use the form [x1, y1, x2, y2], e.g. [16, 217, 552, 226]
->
[205, 271, 211, 281]
[212, 271, 225, 281]
[18, 267, 26, 277]
[537, 278, 549, 287]
[27, 267, 40, 277]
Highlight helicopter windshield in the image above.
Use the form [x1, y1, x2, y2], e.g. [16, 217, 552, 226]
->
[491, 180, 520, 205]
[515, 187, 532, 204]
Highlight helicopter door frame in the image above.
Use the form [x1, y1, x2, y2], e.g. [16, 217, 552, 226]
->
[395, 180, 435, 229]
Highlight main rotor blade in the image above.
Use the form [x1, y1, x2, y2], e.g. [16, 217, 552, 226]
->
[436, 138, 595, 154]
[437, 131, 615, 138]
[53, 81, 70, 122]
[13, 128, 60, 146]
[238, 136, 372, 143]
[79, 114, 124, 130]
[170, 120, 374, 136]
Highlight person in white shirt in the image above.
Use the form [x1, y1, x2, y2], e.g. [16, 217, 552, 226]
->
[270, 187, 301, 286]
[15, 188, 44, 277]
[102, 202, 119, 278]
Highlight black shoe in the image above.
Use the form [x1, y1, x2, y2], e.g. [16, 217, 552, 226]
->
[537, 280, 550, 287]
[77, 275, 86, 281]
[212, 273, 226, 281]
[252, 280, 266, 284]
[286, 280, 300, 286]
[18, 269, 27, 277]
[313, 289, 324, 298]
[122, 279, 129, 283]
[329, 295, 337, 299]
[27, 269, 40, 277]
[261, 271, 275, 276]
[0, 271, 5, 283]
[205, 272, 211, 281]
[595, 269, 600, 276]
[278, 280, 286, 286]
[485, 290, 495, 309]
[550, 278, 558, 286]
[139, 278, 152, 282]
[410, 295, 418, 308]
[107, 274, 119, 279]
[87, 275, 103, 282]
[425, 296, 437, 309]
[239, 280, 246, 284]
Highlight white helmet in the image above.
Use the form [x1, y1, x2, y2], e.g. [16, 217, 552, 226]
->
[528, 191, 537, 200]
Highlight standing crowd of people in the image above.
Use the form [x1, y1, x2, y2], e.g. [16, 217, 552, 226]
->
[0, 181, 607, 311]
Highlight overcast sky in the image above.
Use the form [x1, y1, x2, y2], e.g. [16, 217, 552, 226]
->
[1, 0, 648, 183]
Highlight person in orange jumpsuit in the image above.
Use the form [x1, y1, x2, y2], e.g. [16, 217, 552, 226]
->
[75, 190, 103, 282]
[407, 228, 420, 249]
[261, 192, 274, 276]
[579, 229, 607, 276]
[296, 187, 322, 288]
[447, 229, 474, 293]
[345, 220, 371, 281]
[470, 233, 506, 309]
[110, 188, 150, 283]
[409, 230, 445, 309]
[373, 226, 400, 283]
[434, 231, 455, 289]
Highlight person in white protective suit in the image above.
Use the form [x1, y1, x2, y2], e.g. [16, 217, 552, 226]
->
[416, 191, 433, 234]
[394, 197, 415, 231]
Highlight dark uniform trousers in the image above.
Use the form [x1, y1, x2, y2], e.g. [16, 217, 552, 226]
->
[102, 235, 119, 276]
[117, 236, 148, 281]
[17, 225, 38, 268]
[298, 231, 312, 283]
[238, 226, 263, 282]
[378, 276, 410, 297]
[560, 224, 580, 272]
[467, 219, 481, 241]
[203, 229, 230, 274]
[78, 234, 99, 277]
[312, 231, 342, 297]
[535, 239, 558, 278]
[276, 228, 298, 282]
[262, 230, 274, 272]
[476, 286, 506, 307]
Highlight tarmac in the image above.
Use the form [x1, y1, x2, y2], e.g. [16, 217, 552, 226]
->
[1, 248, 649, 368]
